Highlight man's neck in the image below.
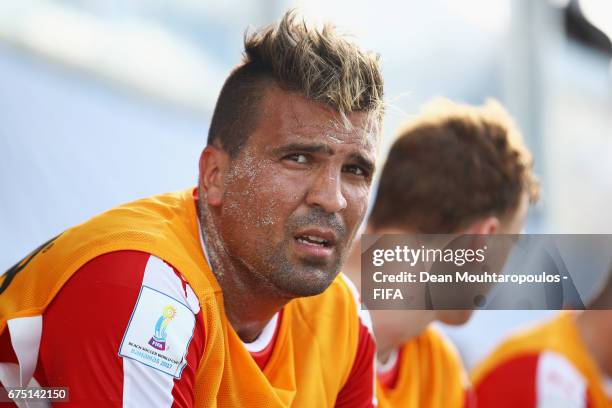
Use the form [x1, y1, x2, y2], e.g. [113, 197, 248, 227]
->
[576, 311, 612, 378]
[200, 209, 289, 343]
[345, 235, 435, 362]
[370, 309, 435, 362]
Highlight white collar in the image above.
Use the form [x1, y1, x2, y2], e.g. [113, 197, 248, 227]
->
[377, 348, 400, 374]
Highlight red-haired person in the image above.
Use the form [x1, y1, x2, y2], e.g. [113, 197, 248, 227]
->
[344, 99, 539, 408]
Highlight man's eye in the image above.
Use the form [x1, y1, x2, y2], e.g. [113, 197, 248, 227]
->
[285, 154, 309, 164]
[343, 165, 368, 178]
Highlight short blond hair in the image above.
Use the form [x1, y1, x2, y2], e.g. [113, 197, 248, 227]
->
[208, 10, 384, 156]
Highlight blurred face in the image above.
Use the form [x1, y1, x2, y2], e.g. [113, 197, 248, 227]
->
[368, 193, 531, 336]
[436, 192, 531, 325]
[215, 86, 378, 298]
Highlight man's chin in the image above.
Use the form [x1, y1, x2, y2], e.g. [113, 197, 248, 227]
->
[274, 266, 339, 298]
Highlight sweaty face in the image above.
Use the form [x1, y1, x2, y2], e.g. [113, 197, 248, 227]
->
[217, 87, 378, 298]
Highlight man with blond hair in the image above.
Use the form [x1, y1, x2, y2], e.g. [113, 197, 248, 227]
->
[0, 11, 383, 407]
[344, 98, 539, 407]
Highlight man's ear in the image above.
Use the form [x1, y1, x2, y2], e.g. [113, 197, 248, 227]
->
[199, 145, 228, 207]
[465, 216, 500, 235]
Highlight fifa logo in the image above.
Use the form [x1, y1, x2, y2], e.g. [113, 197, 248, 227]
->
[148, 305, 177, 350]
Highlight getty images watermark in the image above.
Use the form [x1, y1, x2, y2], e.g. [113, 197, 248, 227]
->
[361, 234, 612, 310]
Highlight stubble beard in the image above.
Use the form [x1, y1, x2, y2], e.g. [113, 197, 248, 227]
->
[259, 235, 346, 298]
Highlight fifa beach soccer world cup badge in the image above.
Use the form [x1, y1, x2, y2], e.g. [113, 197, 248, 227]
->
[119, 285, 195, 378]
[149, 305, 177, 350]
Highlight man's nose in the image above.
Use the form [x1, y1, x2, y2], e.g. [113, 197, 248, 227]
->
[305, 168, 347, 213]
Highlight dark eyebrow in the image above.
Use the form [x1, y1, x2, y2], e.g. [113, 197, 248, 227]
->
[271, 143, 335, 156]
[348, 153, 375, 175]
[272, 143, 375, 174]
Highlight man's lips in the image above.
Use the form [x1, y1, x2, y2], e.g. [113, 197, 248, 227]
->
[293, 228, 338, 258]
[294, 227, 337, 247]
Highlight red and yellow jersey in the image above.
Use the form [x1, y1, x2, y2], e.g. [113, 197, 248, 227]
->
[472, 312, 612, 408]
[376, 326, 469, 408]
[0, 188, 376, 407]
